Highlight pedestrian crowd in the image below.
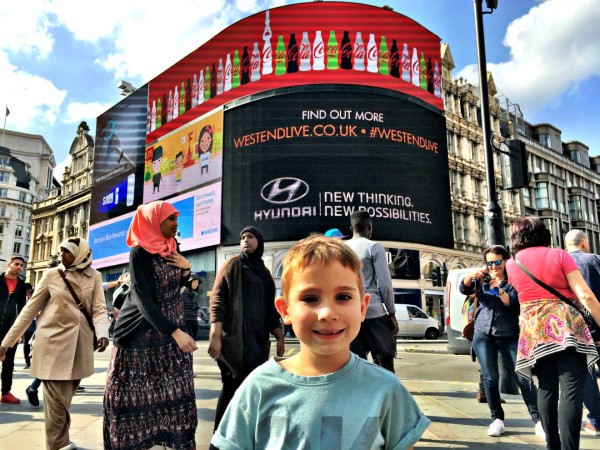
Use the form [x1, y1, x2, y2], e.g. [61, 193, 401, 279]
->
[1, 208, 599, 450]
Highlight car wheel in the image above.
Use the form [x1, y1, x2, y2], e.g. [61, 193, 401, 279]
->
[425, 328, 439, 340]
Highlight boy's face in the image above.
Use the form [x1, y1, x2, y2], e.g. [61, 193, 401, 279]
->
[276, 260, 369, 366]
[152, 156, 162, 173]
[176, 155, 183, 170]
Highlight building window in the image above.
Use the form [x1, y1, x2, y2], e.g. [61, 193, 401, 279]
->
[0, 223, 3, 234]
[13, 242, 21, 254]
[523, 188, 531, 207]
[14, 225, 23, 237]
[0, 188, 7, 198]
[535, 182, 549, 209]
[18, 191, 27, 202]
[16, 208, 25, 220]
[569, 150, 581, 163]
[25, 243, 30, 257]
[538, 133, 551, 148]
[0, 157, 9, 166]
[551, 184, 558, 210]
[0, 171, 9, 182]
[0, 205, 5, 216]
[569, 196, 582, 221]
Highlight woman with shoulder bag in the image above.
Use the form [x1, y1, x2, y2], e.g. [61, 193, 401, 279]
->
[506, 216, 600, 450]
[460, 245, 542, 439]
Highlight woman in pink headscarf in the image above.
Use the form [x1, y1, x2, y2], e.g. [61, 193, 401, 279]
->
[103, 201, 198, 450]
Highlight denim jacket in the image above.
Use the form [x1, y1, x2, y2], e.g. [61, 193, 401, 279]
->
[459, 278, 520, 337]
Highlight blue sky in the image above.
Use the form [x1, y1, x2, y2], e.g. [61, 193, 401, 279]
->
[1, 0, 598, 177]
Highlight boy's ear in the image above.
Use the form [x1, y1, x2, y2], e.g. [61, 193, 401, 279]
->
[275, 296, 292, 325]
[360, 293, 370, 322]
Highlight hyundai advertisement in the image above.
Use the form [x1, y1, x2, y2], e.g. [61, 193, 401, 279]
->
[221, 88, 453, 248]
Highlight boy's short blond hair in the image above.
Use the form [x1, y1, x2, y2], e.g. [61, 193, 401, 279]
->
[281, 235, 364, 299]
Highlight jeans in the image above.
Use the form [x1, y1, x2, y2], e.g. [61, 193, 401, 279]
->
[583, 346, 600, 429]
[535, 349, 587, 450]
[1, 344, 17, 395]
[472, 331, 540, 423]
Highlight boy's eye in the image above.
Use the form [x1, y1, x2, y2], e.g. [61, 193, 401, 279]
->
[337, 293, 353, 302]
[301, 295, 319, 304]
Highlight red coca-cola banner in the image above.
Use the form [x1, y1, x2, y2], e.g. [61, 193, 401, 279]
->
[146, 2, 443, 143]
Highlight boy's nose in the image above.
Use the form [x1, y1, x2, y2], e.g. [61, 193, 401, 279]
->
[317, 305, 338, 321]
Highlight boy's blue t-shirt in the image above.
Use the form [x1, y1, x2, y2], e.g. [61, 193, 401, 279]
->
[211, 353, 431, 450]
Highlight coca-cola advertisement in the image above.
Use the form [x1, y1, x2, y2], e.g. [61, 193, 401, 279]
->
[146, 2, 442, 144]
[221, 88, 453, 248]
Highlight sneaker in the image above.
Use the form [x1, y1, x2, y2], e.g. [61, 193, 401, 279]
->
[583, 421, 600, 435]
[535, 421, 546, 439]
[25, 386, 39, 407]
[487, 419, 505, 437]
[58, 442, 77, 450]
[1, 392, 21, 404]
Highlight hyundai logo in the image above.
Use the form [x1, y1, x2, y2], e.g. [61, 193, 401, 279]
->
[261, 177, 309, 204]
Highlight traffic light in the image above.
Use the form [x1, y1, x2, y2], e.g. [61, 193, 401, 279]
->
[500, 139, 531, 190]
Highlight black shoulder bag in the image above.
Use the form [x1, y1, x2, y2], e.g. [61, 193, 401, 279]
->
[513, 256, 600, 342]
[58, 269, 99, 349]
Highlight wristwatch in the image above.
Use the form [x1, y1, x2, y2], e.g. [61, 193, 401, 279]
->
[497, 289, 505, 296]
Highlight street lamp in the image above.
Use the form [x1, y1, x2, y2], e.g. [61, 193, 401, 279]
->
[474, 0, 505, 248]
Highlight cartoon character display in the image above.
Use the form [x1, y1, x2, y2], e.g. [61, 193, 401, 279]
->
[175, 151, 184, 184]
[152, 146, 163, 193]
[198, 125, 213, 175]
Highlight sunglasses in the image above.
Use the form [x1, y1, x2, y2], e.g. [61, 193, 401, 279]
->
[486, 259, 504, 267]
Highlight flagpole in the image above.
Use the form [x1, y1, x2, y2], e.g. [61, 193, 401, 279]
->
[1, 105, 7, 147]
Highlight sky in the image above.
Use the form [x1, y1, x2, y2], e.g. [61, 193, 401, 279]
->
[1, 0, 599, 179]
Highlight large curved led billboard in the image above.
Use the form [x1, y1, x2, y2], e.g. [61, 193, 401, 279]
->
[221, 87, 453, 248]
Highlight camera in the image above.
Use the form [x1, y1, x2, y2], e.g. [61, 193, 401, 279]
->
[481, 273, 499, 295]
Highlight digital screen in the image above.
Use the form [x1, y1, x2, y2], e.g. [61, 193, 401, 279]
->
[221, 88, 453, 248]
[146, 2, 443, 144]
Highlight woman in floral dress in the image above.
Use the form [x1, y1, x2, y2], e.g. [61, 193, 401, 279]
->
[104, 201, 198, 450]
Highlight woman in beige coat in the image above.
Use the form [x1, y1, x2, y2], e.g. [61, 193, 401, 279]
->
[0, 237, 110, 450]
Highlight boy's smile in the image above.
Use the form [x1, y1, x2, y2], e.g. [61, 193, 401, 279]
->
[276, 260, 369, 375]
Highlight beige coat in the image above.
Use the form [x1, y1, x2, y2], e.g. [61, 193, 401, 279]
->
[1, 266, 110, 380]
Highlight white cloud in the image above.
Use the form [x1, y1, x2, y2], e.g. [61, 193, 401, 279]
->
[457, 0, 600, 116]
[0, 0, 54, 57]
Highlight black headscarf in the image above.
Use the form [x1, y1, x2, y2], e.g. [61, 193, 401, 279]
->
[239, 226, 267, 274]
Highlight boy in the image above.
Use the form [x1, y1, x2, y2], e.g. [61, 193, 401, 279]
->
[210, 235, 430, 449]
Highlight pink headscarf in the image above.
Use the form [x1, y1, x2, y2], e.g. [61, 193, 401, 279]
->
[126, 201, 179, 256]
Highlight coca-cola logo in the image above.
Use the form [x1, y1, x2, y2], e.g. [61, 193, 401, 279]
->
[275, 50, 286, 61]
[327, 45, 338, 56]
[225, 65, 232, 77]
[367, 46, 378, 60]
[251, 56, 260, 70]
[288, 45, 298, 62]
[354, 43, 365, 58]
[412, 60, 419, 73]
[262, 47, 272, 61]
[314, 42, 324, 58]
[341, 43, 352, 58]
[402, 56, 411, 70]
[434, 73, 442, 87]
[379, 50, 389, 60]
[300, 43, 311, 59]
[390, 52, 400, 66]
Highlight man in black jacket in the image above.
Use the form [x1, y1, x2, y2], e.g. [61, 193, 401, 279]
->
[0, 255, 26, 404]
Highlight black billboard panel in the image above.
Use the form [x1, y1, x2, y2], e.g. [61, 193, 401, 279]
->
[222, 88, 453, 248]
[91, 85, 148, 224]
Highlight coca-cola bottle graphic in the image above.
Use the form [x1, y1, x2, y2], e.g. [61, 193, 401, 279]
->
[353, 32, 365, 71]
[313, 30, 325, 70]
[167, 90, 173, 122]
[401, 43, 410, 82]
[156, 97, 162, 129]
[185, 78, 191, 111]
[161, 94, 167, 125]
[217, 58, 224, 95]
[433, 61, 442, 98]
[327, 30, 338, 70]
[299, 31, 311, 71]
[210, 63, 217, 98]
[262, 11, 273, 75]
[150, 100, 156, 132]
[340, 31, 352, 70]
[275, 35, 286, 76]
[224, 54, 232, 92]
[251, 42, 261, 82]
[390, 39, 400, 78]
[241, 46, 250, 85]
[180, 82, 186, 115]
[198, 70, 205, 105]
[419, 52, 427, 90]
[287, 33, 299, 73]
[427, 57, 434, 94]
[366, 33, 378, 73]
[191, 74, 198, 108]
[411, 47, 419, 87]
[173, 85, 179, 119]
[232, 50, 241, 88]
[378, 36, 389, 75]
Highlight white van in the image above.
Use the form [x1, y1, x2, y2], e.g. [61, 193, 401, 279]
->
[394, 304, 441, 340]
[444, 267, 478, 354]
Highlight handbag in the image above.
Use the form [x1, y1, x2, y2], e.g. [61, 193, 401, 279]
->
[462, 294, 478, 341]
[514, 256, 600, 342]
[112, 282, 130, 310]
[58, 269, 99, 349]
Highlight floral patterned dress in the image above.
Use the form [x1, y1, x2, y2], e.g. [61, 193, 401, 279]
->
[103, 258, 196, 450]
